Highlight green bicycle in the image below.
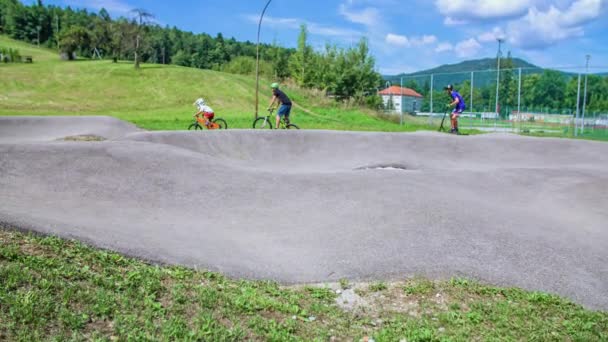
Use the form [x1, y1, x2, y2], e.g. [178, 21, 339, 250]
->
[252, 108, 299, 129]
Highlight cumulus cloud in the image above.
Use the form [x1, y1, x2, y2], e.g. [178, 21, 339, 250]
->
[385, 34, 438, 47]
[454, 38, 482, 58]
[436, 0, 533, 19]
[507, 0, 604, 49]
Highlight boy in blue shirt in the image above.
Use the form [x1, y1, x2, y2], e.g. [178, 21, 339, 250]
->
[444, 84, 466, 134]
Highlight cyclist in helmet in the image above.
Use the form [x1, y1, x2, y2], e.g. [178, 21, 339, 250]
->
[444, 84, 466, 134]
[268, 83, 292, 129]
[193, 98, 215, 128]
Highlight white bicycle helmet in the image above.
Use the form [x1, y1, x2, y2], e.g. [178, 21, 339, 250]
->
[194, 98, 206, 106]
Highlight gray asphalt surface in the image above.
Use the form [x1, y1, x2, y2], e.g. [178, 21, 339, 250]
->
[1, 116, 607, 310]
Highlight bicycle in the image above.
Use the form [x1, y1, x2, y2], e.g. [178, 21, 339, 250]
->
[188, 116, 228, 130]
[253, 108, 299, 129]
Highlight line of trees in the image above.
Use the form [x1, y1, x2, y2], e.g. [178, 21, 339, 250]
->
[0, 0, 384, 106]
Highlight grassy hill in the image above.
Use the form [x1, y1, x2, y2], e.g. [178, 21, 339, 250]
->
[0, 36, 431, 132]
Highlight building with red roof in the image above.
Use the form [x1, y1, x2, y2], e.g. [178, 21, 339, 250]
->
[378, 86, 423, 114]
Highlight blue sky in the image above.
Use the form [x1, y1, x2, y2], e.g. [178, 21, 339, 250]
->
[39, 0, 608, 74]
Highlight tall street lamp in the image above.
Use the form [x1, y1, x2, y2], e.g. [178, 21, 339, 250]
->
[255, 0, 273, 119]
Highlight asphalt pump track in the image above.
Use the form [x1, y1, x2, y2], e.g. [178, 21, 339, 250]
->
[1, 116, 607, 310]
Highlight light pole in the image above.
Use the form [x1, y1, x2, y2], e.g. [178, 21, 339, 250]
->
[495, 38, 504, 118]
[581, 54, 590, 134]
[255, 0, 273, 119]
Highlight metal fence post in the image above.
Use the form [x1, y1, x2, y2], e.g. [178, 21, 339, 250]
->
[470, 71, 474, 113]
[517, 68, 521, 132]
[575, 73, 581, 137]
[430, 74, 434, 115]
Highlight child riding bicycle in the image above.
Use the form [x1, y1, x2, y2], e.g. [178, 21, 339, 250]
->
[193, 98, 216, 128]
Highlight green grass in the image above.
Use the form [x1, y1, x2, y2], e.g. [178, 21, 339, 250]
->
[0, 35, 467, 134]
[1, 229, 607, 341]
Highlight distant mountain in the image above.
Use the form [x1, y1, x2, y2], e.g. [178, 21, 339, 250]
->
[384, 58, 548, 90]
[402, 58, 538, 76]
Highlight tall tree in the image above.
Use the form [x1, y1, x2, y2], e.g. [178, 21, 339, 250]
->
[58, 25, 89, 60]
[289, 24, 311, 86]
[131, 8, 153, 69]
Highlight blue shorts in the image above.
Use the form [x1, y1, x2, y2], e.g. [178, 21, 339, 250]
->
[278, 104, 292, 117]
[452, 108, 464, 116]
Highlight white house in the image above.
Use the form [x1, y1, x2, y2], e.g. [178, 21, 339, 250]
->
[378, 86, 424, 114]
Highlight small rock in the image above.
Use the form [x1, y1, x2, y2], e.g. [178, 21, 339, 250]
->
[336, 289, 342, 294]
[308, 316, 316, 322]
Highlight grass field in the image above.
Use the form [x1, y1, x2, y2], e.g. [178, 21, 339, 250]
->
[0, 35, 440, 133]
[1, 229, 606, 341]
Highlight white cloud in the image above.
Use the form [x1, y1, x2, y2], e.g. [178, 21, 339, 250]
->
[454, 38, 482, 58]
[478, 27, 506, 43]
[385, 34, 437, 47]
[435, 42, 453, 52]
[436, 0, 533, 19]
[339, 4, 381, 27]
[385, 33, 409, 46]
[507, 0, 604, 49]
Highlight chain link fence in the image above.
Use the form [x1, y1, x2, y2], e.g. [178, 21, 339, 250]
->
[389, 65, 608, 140]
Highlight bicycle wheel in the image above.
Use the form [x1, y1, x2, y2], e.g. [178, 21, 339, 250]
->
[188, 123, 202, 130]
[213, 118, 228, 129]
[253, 117, 273, 129]
[286, 123, 300, 129]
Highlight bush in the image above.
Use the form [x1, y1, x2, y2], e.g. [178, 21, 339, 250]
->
[0, 47, 22, 63]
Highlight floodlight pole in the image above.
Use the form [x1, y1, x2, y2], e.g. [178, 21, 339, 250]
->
[255, 0, 273, 120]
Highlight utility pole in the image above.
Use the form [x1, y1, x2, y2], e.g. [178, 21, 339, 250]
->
[582, 54, 590, 134]
[254, 0, 273, 120]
